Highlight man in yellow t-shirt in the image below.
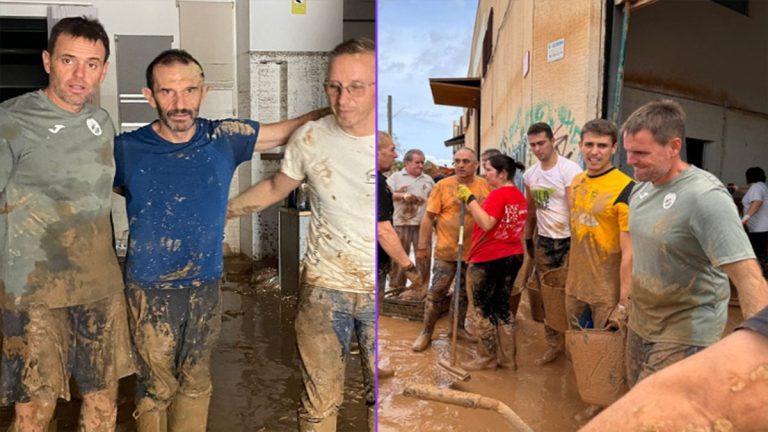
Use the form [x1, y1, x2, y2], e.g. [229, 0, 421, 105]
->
[566, 119, 634, 422]
[412, 147, 491, 352]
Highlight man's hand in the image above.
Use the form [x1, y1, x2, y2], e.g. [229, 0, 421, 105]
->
[403, 262, 423, 288]
[605, 303, 628, 331]
[457, 184, 474, 203]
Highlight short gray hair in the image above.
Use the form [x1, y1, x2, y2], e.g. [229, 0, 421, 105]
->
[403, 149, 425, 162]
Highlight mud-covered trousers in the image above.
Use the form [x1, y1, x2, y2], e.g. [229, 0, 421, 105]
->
[296, 284, 376, 432]
[125, 282, 221, 420]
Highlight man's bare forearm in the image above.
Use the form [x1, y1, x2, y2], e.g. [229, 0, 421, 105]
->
[379, 221, 411, 267]
[723, 259, 768, 319]
[227, 172, 301, 218]
[256, 107, 332, 151]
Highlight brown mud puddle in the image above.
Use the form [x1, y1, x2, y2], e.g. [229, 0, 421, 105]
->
[378, 299, 744, 432]
[1, 263, 367, 431]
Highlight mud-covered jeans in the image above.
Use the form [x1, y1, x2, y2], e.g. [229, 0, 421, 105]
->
[534, 235, 570, 350]
[126, 282, 221, 417]
[625, 327, 706, 388]
[296, 285, 376, 432]
[427, 259, 469, 330]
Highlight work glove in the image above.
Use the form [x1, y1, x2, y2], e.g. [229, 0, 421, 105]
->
[605, 303, 628, 332]
[456, 184, 474, 204]
[403, 262, 424, 287]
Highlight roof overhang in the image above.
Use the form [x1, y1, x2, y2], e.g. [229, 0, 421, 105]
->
[429, 78, 481, 109]
[444, 133, 465, 148]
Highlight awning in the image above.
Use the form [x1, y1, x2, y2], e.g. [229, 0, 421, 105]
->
[444, 133, 465, 148]
[429, 78, 481, 109]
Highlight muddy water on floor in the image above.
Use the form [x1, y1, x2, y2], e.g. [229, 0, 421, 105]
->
[378, 301, 745, 432]
[1, 265, 368, 431]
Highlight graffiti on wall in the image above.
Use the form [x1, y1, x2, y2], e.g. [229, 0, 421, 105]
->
[498, 102, 582, 169]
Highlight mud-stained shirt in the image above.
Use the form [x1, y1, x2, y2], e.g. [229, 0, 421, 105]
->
[523, 155, 582, 239]
[565, 168, 634, 305]
[426, 176, 490, 262]
[628, 166, 755, 346]
[0, 90, 123, 309]
[281, 115, 375, 294]
[114, 118, 259, 288]
[386, 169, 434, 226]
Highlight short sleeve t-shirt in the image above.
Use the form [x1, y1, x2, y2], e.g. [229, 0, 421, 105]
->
[523, 155, 582, 239]
[377, 171, 394, 269]
[628, 166, 755, 346]
[742, 181, 768, 233]
[566, 168, 634, 304]
[468, 185, 527, 263]
[0, 90, 123, 309]
[386, 170, 434, 226]
[114, 118, 259, 288]
[281, 115, 375, 294]
[426, 176, 490, 262]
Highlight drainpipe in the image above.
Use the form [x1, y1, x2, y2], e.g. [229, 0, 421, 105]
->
[610, 2, 631, 125]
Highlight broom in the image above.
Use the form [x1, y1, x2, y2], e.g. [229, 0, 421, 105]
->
[438, 201, 471, 381]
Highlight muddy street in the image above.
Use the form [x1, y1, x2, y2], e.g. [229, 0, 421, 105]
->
[378, 298, 745, 432]
[1, 264, 367, 431]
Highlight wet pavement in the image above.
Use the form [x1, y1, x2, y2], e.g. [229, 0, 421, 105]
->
[1, 263, 367, 431]
[377, 297, 745, 432]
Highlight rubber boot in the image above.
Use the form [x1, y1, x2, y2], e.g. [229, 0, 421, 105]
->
[496, 325, 517, 370]
[168, 393, 210, 432]
[412, 300, 440, 352]
[460, 334, 496, 371]
[298, 414, 337, 432]
[447, 291, 478, 343]
[136, 409, 168, 432]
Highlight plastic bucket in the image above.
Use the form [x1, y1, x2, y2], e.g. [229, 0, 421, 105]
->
[540, 267, 568, 332]
[566, 328, 628, 406]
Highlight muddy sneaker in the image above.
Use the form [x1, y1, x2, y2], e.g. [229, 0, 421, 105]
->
[574, 405, 602, 423]
[412, 332, 432, 352]
[534, 347, 563, 365]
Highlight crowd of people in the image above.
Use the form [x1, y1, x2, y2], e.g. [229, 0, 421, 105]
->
[377, 99, 768, 427]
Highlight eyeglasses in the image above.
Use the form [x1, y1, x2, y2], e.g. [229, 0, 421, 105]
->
[324, 81, 376, 97]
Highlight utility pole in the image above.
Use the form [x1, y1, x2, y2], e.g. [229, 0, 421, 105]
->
[387, 95, 393, 137]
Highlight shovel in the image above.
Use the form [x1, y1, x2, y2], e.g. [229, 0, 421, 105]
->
[438, 201, 471, 381]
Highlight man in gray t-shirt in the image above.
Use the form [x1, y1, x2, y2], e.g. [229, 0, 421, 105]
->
[622, 99, 768, 387]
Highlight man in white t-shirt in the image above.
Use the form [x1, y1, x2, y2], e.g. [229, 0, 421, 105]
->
[742, 167, 768, 276]
[387, 149, 434, 299]
[523, 122, 582, 365]
[227, 38, 376, 432]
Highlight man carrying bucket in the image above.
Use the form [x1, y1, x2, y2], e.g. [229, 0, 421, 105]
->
[523, 123, 582, 365]
[565, 119, 634, 422]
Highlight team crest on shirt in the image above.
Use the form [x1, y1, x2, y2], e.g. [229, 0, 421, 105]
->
[662, 193, 677, 209]
[86, 118, 102, 136]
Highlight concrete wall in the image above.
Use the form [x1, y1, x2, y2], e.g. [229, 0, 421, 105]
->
[466, 0, 606, 168]
[249, 0, 342, 51]
[622, 0, 768, 184]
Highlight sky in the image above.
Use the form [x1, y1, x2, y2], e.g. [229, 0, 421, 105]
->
[377, 0, 477, 167]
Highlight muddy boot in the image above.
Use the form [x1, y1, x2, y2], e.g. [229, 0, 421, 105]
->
[534, 346, 564, 366]
[412, 300, 440, 352]
[447, 327, 479, 343]
[168, 393, 210, 432]
[574, 405, 602, 423]
[299, 414, 337, 432]
[496, 325, 517, 370]
[461, 335, 496, 371]
[136, 409, 168, 432]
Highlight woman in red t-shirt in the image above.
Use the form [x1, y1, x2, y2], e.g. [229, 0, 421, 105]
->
[456, 154, 527, 370]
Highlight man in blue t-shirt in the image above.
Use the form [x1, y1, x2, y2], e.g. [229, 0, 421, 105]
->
[114, 49, 328, 431]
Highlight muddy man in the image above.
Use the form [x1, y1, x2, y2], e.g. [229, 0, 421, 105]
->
[227, 38, 377, 431]
[412, 147, 490, 352]
[113, 49, 328, 432]
[0, 17, 135, 431]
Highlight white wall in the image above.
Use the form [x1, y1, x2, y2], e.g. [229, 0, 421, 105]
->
[249, 0, 342, 51]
